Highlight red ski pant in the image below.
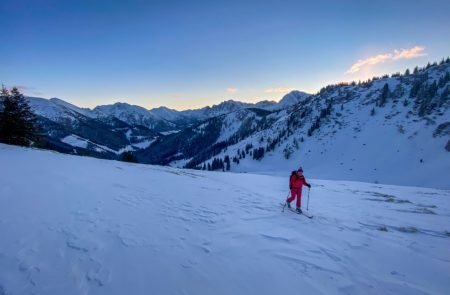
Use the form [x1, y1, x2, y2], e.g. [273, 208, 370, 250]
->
[287, 188, 302, 208]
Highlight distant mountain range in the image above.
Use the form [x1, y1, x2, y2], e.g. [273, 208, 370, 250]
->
[29, 90, 310, 130]
[3, 59, 449, 188]
[20, 89, 309, 159]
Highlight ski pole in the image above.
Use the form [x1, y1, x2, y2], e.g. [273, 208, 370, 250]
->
[282, 191, 290, 212]
[307, 188, 311, 211]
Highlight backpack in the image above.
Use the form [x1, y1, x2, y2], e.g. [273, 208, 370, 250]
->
[289, 171, 297, 186]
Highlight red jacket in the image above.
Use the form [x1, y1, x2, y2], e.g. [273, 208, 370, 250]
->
[289, 173, 309, 189]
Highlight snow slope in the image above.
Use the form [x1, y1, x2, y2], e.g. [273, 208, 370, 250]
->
[0, 144, 449, 295]
[193, 63, 450, 189]
[223, 100, 450, 189]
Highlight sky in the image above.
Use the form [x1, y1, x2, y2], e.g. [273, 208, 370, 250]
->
[1, 0, 449, 110]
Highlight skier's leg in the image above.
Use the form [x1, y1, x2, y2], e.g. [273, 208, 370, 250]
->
[287, 189, 295, 203]
[296, 189, 302, 208]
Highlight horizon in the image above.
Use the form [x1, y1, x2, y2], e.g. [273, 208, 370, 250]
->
[18, 58, 449, 111]
[2, 0, 450, 110]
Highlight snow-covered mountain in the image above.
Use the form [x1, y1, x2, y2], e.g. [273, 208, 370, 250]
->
[157, 98, 289, 122]
[183, 96, 309, 118]
[146, 60, 450, 189]
[149, 106, 190, 122]
[27, 96, 94, 123]
[25, 90, 309, 133]
[147, 96, 305, 124]
[22, 97, 158, 158]
[272, 90, 310, 110]
[94, 102, 176, 131]
[1, 143, 449, 294]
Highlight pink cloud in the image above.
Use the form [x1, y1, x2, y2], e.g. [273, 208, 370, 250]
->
[392, 46, 426, 60]
[346, 46, 427, 74]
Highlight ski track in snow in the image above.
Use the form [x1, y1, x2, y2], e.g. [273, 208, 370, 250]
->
[0, 144, 449, 295]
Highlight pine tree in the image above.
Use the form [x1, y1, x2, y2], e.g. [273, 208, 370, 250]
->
[121, 151, 138, 163]
[293, 137, 299, 149]
[410, 78, 424, 98]
[440, 86, 449, 107]
[438, 75, 445, 88]
[429, 81, 438, 98]
[0, 86, 38, 146]
[416, 83, 432, 117]
[377, 83, 390, 107]
[283, 145, 293, 159]
[224, 155, 230, 171]
[445, 72, 450, 84]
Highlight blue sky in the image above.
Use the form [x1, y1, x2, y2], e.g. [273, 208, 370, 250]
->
[1, 0, 449, 110]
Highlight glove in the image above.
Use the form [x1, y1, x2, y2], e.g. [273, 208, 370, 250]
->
[307, 184, 311, 188]
[289, 186, 292, 190]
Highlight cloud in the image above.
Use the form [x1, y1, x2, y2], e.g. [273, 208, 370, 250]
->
[392, 46, 427, 60]
[264, 87, 295, 94]
[346, 46, 426, 74]
[226, 87, 238, 94]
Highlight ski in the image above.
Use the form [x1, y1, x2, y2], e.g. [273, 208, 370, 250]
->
[299, 212, 314, 219]
[280, 203, 314, 218]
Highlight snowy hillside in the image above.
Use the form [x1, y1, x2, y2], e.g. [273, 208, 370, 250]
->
[183, 61, 450, 189]
[0, 144, 449, 295]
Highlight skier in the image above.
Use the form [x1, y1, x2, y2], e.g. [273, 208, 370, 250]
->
[286, 167, 311, 213]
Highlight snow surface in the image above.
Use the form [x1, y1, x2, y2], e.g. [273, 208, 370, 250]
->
[131, 139, 156, 150]
[1, 144, 449, 295]
[159, 130, 180, 136]
[61, 135, 119, 154]
[61, 134, 89, 149]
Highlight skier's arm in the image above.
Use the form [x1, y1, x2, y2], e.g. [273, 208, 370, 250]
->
[303, 177, 311, 188]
